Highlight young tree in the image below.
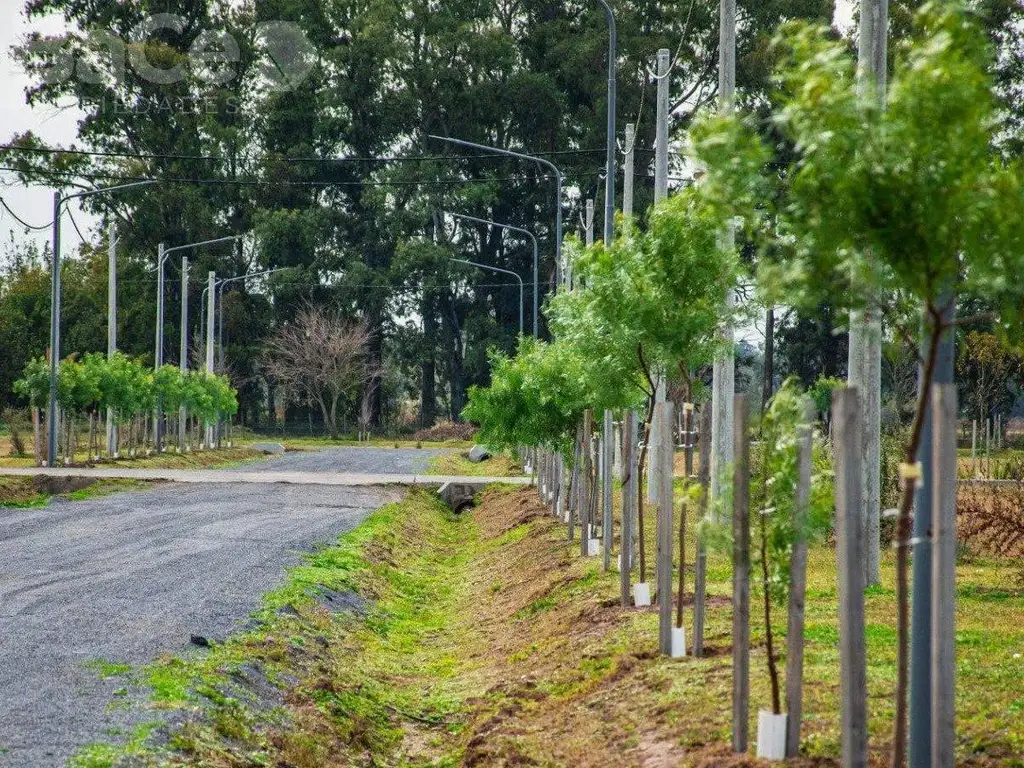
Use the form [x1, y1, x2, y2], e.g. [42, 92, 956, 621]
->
[263, 307, 374, 438]
[695, 5, 1024, 763]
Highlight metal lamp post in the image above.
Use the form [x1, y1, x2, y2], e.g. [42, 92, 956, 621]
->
[428, 134, 564, 288]
[595, 0, 617, 243]
[450, 257, 524, 337]
[199, 268, 287, 446]
[445, 212, 539, 337]
[215, 268, 288, 369]
[47, 180, 156, 467]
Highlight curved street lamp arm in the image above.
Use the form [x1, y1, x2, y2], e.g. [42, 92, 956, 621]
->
[60, 180, 157, 207]
[445, 211, 540, 337]
[450, 257, 525, 337]
[164, 234, 243, 258]
[427, 134, 564, 289]
[446, 211, 537, 246]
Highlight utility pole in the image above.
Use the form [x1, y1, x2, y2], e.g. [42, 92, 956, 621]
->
[654, 48, 670, 204]
[711, 0, 737, 518]
[623, 123, 635, 233]
[649, 48, 671, 508]
[179, 256, 189, 452]
[106, 222, 117, 457]
[205, 271, 216, 448]
[853, 0, 887, 590]
[47, 191, 61, 466]
[154, 243, 168, 452]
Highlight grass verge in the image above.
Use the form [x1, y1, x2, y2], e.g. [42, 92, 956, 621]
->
[427, 451, 523, 477]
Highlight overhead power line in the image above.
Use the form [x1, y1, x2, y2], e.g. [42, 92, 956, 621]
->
[0, 165, 571, 188]
[0, 197, 52, 230]
[0, 142, 657, 165]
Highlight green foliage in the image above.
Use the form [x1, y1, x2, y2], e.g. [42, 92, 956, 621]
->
[807, 375, 845, 419]
[694, 3, 1024, 336]
[463, 337, 588, 456]
[755, 379, 834, 604]
[548, 188, 739, 405]
[13, 354, 236, 426]
[468, 188, 739, 454]
[13, 357, 50, 409]
[700, 379, 833, 604]
[99, 354, 154, 425]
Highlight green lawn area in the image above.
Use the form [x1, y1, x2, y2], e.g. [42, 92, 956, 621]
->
[426, 451, 523, 477]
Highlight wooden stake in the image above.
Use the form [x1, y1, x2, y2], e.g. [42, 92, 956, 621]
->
[833, 387, 868, 768]
[658, 401, 675, 655]
[551, 452, 561, 517]
[603, 409, 614, 571]
[931, 385, 957, 768]
[581, 409, 593, 557]
[732, 393, 750, 753]
[620, 410, 636, 607]
[785, 398, 815, 757]
[693, 404, 712, 657]
[568, 427, 582, 541]
[971, 419, 977, 477]
[676, 405, 693, 628]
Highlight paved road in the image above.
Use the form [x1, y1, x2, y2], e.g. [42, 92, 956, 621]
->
[0, 466, 528, 487]
[235, 445, 457, 474]
[0, 480, 405, 767]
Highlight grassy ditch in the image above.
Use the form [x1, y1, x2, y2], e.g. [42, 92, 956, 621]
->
[426, 451, 523, 477]
[73, 485, 1024, 767]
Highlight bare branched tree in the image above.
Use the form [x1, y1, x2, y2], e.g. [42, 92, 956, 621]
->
[263, 307, 375, 438]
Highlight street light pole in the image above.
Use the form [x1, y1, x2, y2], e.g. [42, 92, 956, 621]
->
[154, 234, 242, 452]
[445, 212, 539, 337]
[585, 199, 595, 247]
[154, 242, 168, 450]
[596, 0, 617, 244]
[47, 180, 156, 467]
[428, 134, 564, 287]
[47, 192, 60, 465]
[178, 256, 189, 451]
[450, 257, 524, 337]
[106, 222, 117, 456]
[205, 271, 216, 448]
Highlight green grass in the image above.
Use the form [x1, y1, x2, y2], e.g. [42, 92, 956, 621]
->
[426, 451, 523, 477]
[83, 660, 134, 680]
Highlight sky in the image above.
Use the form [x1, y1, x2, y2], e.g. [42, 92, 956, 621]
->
[0, 0, 94, 258]
[0, 0, 856, 265]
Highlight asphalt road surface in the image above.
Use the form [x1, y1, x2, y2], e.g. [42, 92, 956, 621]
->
[232, 445, 457, 474]
[0, 460, 408, 766]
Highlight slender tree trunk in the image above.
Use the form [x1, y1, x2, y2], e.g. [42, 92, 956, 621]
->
[32, 407, 41, 467]
[763, 305, 775, 411]
[636, 396, 656, 583]
[421, 290, 438, 429]
[761, 505, 781, 714]
[892, 317, 944, 768]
